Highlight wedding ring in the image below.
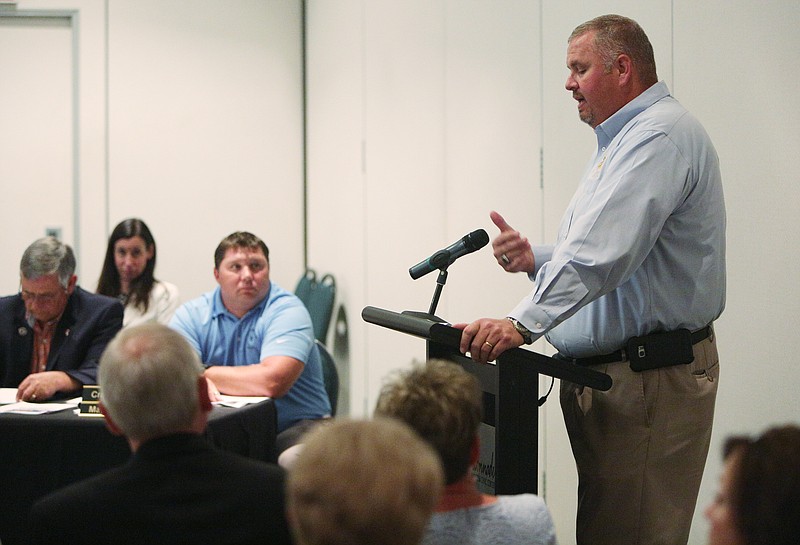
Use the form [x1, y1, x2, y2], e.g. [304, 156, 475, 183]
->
[500, 254, 510, 265]
[31, 394, 37, 400]
[484, 341, 494, 349]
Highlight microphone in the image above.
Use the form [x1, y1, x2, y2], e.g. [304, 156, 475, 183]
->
[409, 229, 490, 280]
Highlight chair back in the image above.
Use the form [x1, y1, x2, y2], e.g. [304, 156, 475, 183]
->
[294, 269, 336, 343]
[315, 340, 339, 416]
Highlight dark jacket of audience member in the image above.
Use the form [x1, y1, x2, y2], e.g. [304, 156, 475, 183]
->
[28, 323, 292, 545]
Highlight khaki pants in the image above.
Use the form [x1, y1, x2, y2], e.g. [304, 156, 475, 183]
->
[560, 335, 719, 545]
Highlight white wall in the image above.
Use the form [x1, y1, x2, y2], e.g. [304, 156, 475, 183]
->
[0, 12, 74, 290]
[0, 1, 106, 291]
[2, 1, 799, 544]
[673, 1, 800, 542]
[7, 0, 306, 301]
[105, 0, 306, 300]
[306, 0, 542, 415]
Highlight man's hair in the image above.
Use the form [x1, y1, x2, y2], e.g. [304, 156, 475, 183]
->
[569, 14, 658, 86]
[286, 418, 443, 545]
[99, 323, 203, 443]
[20, 237, 76, 288]
[214, 231, 270, 269]
[374, 359, 482, 485]
[722, 424, 800, 545]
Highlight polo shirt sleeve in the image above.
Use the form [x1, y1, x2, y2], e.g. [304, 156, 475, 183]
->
[257, 297, 314, 364]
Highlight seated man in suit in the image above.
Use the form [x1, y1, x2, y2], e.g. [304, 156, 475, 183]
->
[286, 418, 444, 545]
[29, 323, 293, 545]
[375, 359, 558, 545]
[0, 236, 123, 401]
[170, 231, 331, 453]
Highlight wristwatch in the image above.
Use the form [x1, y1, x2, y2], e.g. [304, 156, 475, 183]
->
[506, 317, 533, 345]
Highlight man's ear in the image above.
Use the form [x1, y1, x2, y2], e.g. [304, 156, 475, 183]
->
[615, 53, 633, 85]
[198, 376, 213, 412]
[100, 402, 123, 436]
[66, 274, 78, 296]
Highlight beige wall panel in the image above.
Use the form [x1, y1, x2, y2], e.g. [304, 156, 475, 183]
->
[674, 1, 800, 542]
[106, 0, 305, 301]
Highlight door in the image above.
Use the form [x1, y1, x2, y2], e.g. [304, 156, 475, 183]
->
[0, 11, 77, 293]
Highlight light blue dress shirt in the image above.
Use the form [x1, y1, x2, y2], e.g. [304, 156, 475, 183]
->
[170, 282, 331, 431]
[511, 82, 726, 358]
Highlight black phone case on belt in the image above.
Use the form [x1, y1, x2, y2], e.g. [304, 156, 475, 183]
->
[627, 328, 695, 372]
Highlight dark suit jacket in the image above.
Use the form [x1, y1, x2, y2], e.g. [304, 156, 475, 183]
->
[0, 286, 123, 391]
[29, 434, 294, 545]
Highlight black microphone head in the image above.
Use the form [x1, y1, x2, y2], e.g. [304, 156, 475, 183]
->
[464, 229, 490, 251]
[408, 228, 490, 280]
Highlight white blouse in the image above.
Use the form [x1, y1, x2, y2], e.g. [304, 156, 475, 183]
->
[123, 280, 180, 328]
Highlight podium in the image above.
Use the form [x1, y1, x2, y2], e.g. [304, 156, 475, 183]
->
[362, 306, 611, 495]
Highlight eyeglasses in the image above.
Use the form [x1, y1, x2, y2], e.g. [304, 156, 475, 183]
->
[19, 288, 65, 304]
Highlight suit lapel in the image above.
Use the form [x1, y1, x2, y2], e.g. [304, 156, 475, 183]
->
[10, 301, 33, 384]
[47, 289, 79, 370]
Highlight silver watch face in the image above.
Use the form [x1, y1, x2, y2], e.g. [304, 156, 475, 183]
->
[508, 317, 532, 343]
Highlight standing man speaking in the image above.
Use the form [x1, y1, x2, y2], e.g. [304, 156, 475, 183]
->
[459, 14, 725, 545]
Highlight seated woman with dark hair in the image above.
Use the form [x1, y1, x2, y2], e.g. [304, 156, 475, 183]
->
[705, 424, 800, 545]
[97, 218, 179, 327]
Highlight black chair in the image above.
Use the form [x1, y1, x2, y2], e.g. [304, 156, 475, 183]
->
[294, 269, 336, 343]
[315, 340, 339, 416]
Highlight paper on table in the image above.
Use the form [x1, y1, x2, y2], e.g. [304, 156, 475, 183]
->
[0, 388, 18, 404]
[213, 394, 269, 408]
[0, 401, 77, 415]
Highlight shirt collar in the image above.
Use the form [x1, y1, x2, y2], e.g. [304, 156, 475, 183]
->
[594, 81, 671, 150]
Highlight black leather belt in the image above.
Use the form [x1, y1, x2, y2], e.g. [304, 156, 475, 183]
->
[558, 325, 713, 367]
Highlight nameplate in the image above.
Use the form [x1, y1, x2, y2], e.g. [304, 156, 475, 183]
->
[79, 385, 104, 417]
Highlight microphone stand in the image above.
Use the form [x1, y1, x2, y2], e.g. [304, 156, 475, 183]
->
[405, 250, 451, 323]
[427, 267, 448, 317]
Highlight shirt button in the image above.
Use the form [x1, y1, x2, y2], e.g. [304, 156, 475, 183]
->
[536, 322, 543, 329]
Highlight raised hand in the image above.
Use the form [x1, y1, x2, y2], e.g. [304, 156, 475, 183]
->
[490, 211, 535, 274]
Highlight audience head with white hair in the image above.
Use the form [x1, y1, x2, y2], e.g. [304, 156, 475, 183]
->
[286, 418, 443, 545]
[99, 322, 210, 450]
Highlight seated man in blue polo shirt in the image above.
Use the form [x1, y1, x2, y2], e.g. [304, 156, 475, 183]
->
[170, 231, 330, 454]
